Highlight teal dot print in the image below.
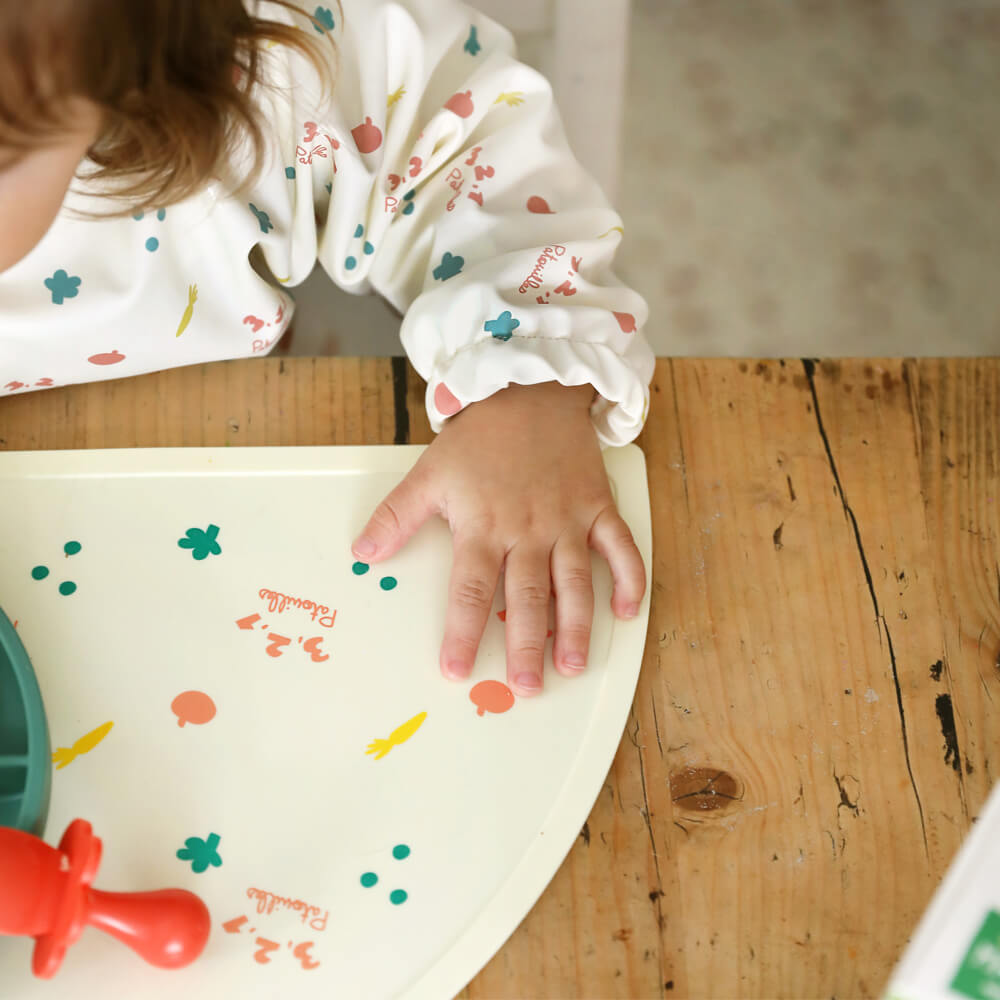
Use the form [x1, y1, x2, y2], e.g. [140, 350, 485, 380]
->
[345, 256, 357, 270]
[354, 224, 364, 238]
[285, 166, 296, 179]
[145, 237, 159, 252]
[31, 540, 81, 595]
[380, 576, 397, 591]
[360, 843, 410, 904]
[364, 241, 374, 255]
[352, 561, 370, 575]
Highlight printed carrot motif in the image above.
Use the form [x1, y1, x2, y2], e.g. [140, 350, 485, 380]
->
[365, 712, 427, 760]
[387, 85, 406, 108]
[493, 91, 524, 106]
[175, 284, 198, 337]
[51, 721, 114, 769]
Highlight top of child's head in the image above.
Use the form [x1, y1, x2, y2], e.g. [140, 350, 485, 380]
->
[0, 0, 333, 274]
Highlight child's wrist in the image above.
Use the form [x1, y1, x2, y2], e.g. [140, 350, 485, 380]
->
[488, 380, 595, 411]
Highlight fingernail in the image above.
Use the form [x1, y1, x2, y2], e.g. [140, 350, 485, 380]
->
[353, 536, 377, 557]
[515, 672, 541, 693]
[445, 660, 470, 680]
[624, 603, 639, 618]
[564, 653, 586, 670]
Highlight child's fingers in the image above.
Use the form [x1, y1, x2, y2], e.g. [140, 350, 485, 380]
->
[352, 466, 436, 562]
[440, 539, 503, 681]
[550, 534, 594, 677]
[588, 506, 645, 619]
[503, 544, 553, 696]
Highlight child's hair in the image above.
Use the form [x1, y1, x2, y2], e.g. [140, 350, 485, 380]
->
[0, 0, 336, 212]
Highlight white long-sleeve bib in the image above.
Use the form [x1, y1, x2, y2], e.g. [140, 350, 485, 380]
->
[0, 0, 654, 445]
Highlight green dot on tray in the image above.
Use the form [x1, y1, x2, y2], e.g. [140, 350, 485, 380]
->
[64, 541, 81, 556]
[360, 872, 377, 888]
[352, 561, 370, 575]
[379, 576, 397, 591]
[58, 582, 76, 596]
[31, 566, 49, 581]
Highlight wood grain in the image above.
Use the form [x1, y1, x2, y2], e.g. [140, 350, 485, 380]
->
[1, 357, 997, 999]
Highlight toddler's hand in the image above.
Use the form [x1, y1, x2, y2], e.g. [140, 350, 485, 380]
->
[351, 381, 646, 696]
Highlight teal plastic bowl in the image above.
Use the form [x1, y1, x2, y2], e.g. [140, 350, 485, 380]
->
[0, 607, 51, 835]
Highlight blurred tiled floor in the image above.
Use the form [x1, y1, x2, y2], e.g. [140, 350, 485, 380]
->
[279, 0, 1000, 358]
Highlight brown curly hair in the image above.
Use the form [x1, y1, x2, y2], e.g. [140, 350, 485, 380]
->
[0, 0, 337, 212]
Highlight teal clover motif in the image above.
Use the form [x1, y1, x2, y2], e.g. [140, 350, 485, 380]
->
[313, 6, 335, 32]
[249, 203, 274, 234]
[176, 833, 222, 873]
[484, 310, 520, 341]
[44, 270, 81, 305]
[178, 524, 222, 560]
[433, 252, 464, 281]
[464, 26, 481, 55]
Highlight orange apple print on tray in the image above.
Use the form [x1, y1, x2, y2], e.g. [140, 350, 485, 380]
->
[171, 691, 217, 728]
[87, 350, 126, 366]
[470, 680, 515, 717]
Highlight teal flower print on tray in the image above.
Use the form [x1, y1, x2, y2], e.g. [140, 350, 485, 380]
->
[44, 270, 81, 305]
[176, 832, 222, 873]
[178, 524, 222, 560]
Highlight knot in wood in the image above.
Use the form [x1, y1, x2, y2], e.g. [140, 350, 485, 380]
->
[669, 766, 743, 813]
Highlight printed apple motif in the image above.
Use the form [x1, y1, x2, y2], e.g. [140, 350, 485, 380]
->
[527, 196, 555, 214]
[351, 116, 383, 154]
[444, 90, 475, 118]
[87, 350, 126, 366]
[434, 383, 463, 416]
[614, 312, 637, 333]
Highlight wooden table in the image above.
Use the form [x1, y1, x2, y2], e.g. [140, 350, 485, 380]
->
[2, 357, 998, 999]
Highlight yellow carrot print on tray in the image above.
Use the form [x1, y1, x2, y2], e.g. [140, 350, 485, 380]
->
[175, 284, 198, 337]
[366, 712, 427, 760]
[52, 721, 113, 769]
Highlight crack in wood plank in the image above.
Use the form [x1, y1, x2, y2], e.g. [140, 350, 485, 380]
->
[802, 358, 928, 857]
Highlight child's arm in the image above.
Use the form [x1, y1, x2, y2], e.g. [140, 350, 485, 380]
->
[253, 0, 653, 692]
[255, 0, 653, 444]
